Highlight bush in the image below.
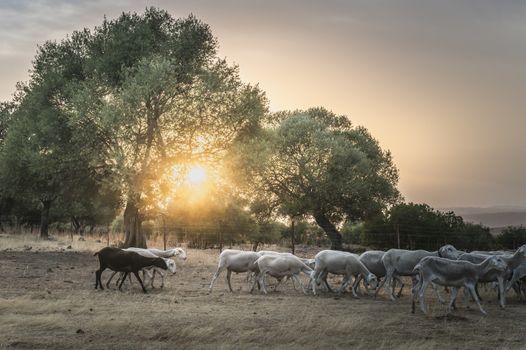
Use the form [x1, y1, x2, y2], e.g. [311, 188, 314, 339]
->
[497, 226, 526, 249]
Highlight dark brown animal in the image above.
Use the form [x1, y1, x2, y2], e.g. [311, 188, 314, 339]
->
[94, 247, 168, 293]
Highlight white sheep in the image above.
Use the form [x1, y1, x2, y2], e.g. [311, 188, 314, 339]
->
[124, 247, 186, 288]
[209, 249, 261, 292]
[353, 250, 403, 295]
[251, 254, 313, 294]
[375, 249, 438, 301]
[412, 255, 508, 315]
[106, 247, 182, 289]
[311, 250, 377, 297]
[256, 251, 315, 291]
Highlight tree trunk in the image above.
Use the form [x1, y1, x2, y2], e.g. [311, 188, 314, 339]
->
[313, 211, 343, 250]
[123, 197, 147, 248]
[71, 216, 81, 234]
[40, 200, 52, 239]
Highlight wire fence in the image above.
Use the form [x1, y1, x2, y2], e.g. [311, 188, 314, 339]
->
[0, 216, 519, 251]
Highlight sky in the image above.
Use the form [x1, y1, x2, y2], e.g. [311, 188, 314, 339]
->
[1, 0, 526, 209]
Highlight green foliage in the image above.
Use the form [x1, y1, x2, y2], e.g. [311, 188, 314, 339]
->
[497, 226, 526, 249]
[239, 107, 400, 249]
[0, 8, 267, 242]
[362, 203, 494, 250]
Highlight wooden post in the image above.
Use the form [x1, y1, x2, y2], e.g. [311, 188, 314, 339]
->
[291, 218, 295, 255]
[396, 224, 400, 249]
[218, 219, 223, 253]
[162, 215, 167, 251]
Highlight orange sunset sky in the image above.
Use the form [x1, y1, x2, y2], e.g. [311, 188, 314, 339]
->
[1, 0, 525, 209]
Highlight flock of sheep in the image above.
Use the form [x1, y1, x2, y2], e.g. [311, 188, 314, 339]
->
[93, 244, 526, 316]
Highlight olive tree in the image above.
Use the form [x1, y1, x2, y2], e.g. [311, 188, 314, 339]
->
[246, 107, 400, 250]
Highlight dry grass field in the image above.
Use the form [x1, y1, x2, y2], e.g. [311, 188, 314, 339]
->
[1, 234, 525, 349]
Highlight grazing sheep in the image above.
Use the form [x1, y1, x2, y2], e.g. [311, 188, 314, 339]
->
[438, 244, 463, 260]
[251, 254, 313, 294]
[209, 249, 262, 292]
[105, 248, 178, 289]
[311, 250, 377, 297]
[412, 255, 508, 315]
[94, 247, 174, 293]
[139, 247, 187, 260]
[123, 247, 185, 288]
[454, 244, 526, 307]
[507, 260, 526, 296]
[256, 251, 314, 291]
[353, 250, 403, 295]
[375, 249, 438, 301]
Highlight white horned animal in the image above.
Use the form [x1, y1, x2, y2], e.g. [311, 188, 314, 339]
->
[209, 249, 261, 292]
[412, 255, 508, 315]
[311, 250, 377, 296]
[251, 254, 313, 294]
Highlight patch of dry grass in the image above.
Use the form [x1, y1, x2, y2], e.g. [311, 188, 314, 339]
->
[0, 241, 525, 349]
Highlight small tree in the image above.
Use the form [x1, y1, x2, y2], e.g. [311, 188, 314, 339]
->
[243, 107, 400, 250]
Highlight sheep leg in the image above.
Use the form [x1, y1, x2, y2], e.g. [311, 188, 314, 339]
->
[133, 271, 148, 293]
[506, 270, 521, 292]
[322, 272, 334, 293]
[95, 268, 105, 290]
[431, 282, 445, 304]
[352, 275, 361, 296]
[447, 287, 459, 313]
[355, 274, 366, 295]
[313, 269, 325, 295]
[118, 272, 129, 291]
[208, 266, 224, 292]
[158, 270, 166, 289]
[350, 277, 360, 298]
[375, 268, 394, 300]
[418, 279, 430, 314]
[396, 281, 405, 298]
[352, 274, 363, 295]
[410, 276, 420, 314]
[226, 270, 235, 292]
[311, 269, 320, 295]
[105, 271, 117, 289]
[339, 275, 353, 296]
[497, 277, 506, 309]
[395, 276, 405, 296]
[275, 277, 285, 292]
[115, 272, 125, 287]
[259, 272, 268, 294]
[468, 284, 486, 315]
[475, 283, 483, 302]
[249, 272, 259, 293]
[147, 269, 155, 289]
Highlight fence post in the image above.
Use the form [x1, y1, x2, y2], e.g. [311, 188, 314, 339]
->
[291, 218, 295, 255]
[396, 224, 400, 249]
[162, 214, 167, 251]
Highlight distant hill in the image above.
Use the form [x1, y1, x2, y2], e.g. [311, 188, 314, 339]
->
[441, 206, 526, 234]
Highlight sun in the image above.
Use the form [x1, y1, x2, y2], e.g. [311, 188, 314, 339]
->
[186, 165, 208, 185]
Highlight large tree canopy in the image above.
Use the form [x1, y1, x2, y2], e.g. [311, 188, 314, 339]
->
[243, 107, 400, 249]
[0, 8, 267, 244]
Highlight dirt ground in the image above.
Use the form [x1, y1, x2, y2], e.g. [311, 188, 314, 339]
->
[1, 237, 525, 349]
